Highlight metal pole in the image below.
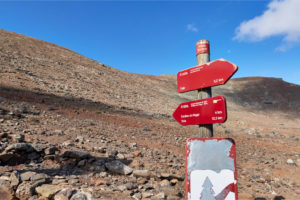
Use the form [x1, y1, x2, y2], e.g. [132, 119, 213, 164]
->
[196, 40, 213, 137]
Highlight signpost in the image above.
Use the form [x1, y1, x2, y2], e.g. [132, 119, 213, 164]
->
[172, 40, 239, 200]
[177, 59, 238, 93]
[173, 96, 227, 126]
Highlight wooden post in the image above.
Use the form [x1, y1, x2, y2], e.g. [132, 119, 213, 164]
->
[196, 40, 213, 137]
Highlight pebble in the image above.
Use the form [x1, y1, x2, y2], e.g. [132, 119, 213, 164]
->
[287, 159, 294, 164]
[159, 179, 171, 187]
[133, 170, 151, 178]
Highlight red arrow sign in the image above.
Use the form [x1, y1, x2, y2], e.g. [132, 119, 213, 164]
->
[177, 59, 238, 93]
[173, 96, 227, 125]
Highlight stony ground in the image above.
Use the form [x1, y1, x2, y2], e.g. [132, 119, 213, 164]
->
[0, 93, 299, 200]
[0, 29, 300, 200]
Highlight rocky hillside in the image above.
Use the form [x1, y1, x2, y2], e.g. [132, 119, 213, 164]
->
[0, 29, 299, 200]
[1, 29, 299, 117]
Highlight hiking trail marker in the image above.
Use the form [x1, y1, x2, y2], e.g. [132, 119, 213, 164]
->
[172, 40, 238, 200]
[177, 59, 238, 93]
[173, 96, 227, 126]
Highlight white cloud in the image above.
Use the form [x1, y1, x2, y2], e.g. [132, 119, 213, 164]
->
[187, 24, 198, 32]
[234, 0, 300, 51]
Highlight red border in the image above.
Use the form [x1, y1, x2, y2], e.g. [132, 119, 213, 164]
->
[185, 138, 238, 200]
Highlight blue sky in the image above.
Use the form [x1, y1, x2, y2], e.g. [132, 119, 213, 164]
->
[1, 0, 300, 85]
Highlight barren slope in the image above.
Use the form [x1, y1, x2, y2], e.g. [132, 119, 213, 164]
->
[0, 29, 300, 200]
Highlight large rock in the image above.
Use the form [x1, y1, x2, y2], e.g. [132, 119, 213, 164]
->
[16, 181, 36, 200]
[105, 160, 133, 175]
[20, 172, 36, 181]
[0, 178, 14, 199]
[32, 144, 47, 153]
[35, 184, 61, 198]
[0, 186, 13, 200]
[54, 188, 73, 200]
[10, 171, 20, 189]
[5, 143, 34, 153]
[31, 173, 47, 183]
[63, 150, 90, 160]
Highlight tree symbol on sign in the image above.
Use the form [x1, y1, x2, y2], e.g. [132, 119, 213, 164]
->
[200, 177, 215, 200]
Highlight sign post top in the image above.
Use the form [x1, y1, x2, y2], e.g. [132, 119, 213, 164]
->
[196, 40, 210, 55]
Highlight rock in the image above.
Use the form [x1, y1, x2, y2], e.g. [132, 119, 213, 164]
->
[5, 143, 34, 152]
[0, 153, 15, 163]
[27, 152, 40, 160]
[28, 195, 39, 200]
[16, 181, 37, 199]
[31, 173, 47, 183]
[45, 146, 58, 155]
[170, 179, 178, 185]
[32, 144, 46, 153]
[0, 186, 13, 200]
[133, 170, 151, 178]
[20, 172, 36, 181]
[97, 147, 106, 153]
[142, 184, 154, 190]
[117, 185, 127, 191]
[77, 159, 86, 167]
[54, 188, 73, 200]
[116, 153, 125, 159]
[75, 136, 84, 143]
[125, 182, 137, 190]
[52, 179, 67, 185]
[70, 192, 91, 200]
[54, 130, 64, 135]
[11, 134, 24, 143]
[99, 172, 108, 177]
[63, 150, 90, 160]
[35, 184, 61, 198]
[105, 160, 133, 175]
[62, 140, 74, 147]
[130, 143, 137, 148]
[134, 151, 141, 157]
[152, 192, 166, 200]
[287, 159, 294, 164]
[68, 179, 79, 185]
[0, 176, 10, 182]
[142, 192, 153, 198]
[108, 150, 118, 158]
[160, 173, 171, 179]
[132, 192, 142, 200]
[10, 171, 20, 188]
[159, 179, 171, 187]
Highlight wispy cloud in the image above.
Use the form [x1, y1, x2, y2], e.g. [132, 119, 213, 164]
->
[234, 0, 300, 51]
[187, 24, 198, 32]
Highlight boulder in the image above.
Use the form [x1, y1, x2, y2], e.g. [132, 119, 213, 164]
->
[105, 160, 133, 175]
[35, 184, 61, 198]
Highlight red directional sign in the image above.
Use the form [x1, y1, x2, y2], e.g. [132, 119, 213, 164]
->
[177, 59, 238, 93]
[173, 96, 227, 126]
